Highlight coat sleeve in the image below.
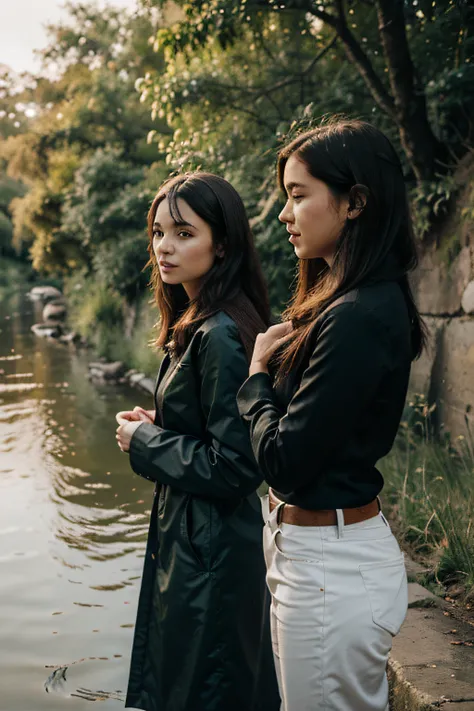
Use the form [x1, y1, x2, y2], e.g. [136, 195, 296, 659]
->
[236, 302, 391, 493]
[128, 322, 263, 499]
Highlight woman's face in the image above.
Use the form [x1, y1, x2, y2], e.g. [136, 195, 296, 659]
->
[278, 154, 349, 265]
[152, 196, 218, 299]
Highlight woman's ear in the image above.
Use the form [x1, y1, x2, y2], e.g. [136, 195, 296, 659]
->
[215, 244, 225, 259]
[347, 184, 369, 220]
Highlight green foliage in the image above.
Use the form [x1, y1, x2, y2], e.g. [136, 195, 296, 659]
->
[381, 395, 474, 597]
[0, 258, 35, 302]
[62, 148, 146, 245]
[66, 274, 127, 359]
[1, 0, 472, 365]
[460, 179, 474, 227]
[0, 211, 13, 251]
[91, 230, 151, 301]
[253, 200, 297, 313]
[127, 294, 163, 376]
[0, 173, 27, 255]
[0, 3, 165, 276]
[410, 173, 459, 239]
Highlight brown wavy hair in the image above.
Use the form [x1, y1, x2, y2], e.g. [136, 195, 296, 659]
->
[274, 118, 426, 382]
[147, 172, 271, 361]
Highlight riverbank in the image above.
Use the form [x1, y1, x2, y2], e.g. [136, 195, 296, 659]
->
[2, 263, 474, 708]
[12, 264, 161, 393]
[8, 261, 474, 609]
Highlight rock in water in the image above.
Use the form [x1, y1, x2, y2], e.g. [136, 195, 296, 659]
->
[44, 665, 68, 694]
[28, 286, 63, 302]
[43, 300, 67, 322]
[31, 323, 62, 339]
[44, 658, 125, 702]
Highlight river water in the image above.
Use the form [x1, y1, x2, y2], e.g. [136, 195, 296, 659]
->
[0, 287, 155, 710]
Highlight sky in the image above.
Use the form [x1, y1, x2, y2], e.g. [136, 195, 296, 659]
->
[1, 0, 139, 76]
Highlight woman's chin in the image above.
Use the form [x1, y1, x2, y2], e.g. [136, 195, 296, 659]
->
[294, 245, 308, 259]
[160, 273, 180, 284]
[294, 246, 327, 261]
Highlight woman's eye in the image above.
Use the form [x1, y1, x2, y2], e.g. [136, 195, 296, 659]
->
[153, 231, 163, 240]
[292, 195, 303, 202]
[178, 231, 192, 239]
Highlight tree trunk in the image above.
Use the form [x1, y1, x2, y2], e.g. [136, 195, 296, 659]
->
[375, 0, 448, 181]
[309, 0, 449, 182]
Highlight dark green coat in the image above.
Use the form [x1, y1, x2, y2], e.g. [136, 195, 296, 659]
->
[125, 312, 280, 711]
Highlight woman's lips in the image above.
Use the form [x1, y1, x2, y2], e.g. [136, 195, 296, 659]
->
[159, 262, 178, 272]
[288, 233, 300, 244]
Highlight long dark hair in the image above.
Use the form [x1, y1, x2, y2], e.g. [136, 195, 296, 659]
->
[147, 172, 271, 360]
[275, 118, 426, 381]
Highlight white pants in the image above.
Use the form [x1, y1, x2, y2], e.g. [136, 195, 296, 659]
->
[262, 495, 407, 711]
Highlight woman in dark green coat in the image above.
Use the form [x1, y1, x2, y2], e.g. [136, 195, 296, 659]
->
[115, 173, 280, 711]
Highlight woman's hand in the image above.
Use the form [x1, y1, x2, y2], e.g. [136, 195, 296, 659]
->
[115, 407, 154, 453]
[132, 406, 155, 423]
[116, 407, 155, 424]
[249, 322, 294, 376]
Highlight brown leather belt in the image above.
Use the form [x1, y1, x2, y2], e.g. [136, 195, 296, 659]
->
[268, 488, 380, 527]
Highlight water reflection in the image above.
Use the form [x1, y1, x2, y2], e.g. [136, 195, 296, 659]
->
[0, 288, 154, 709]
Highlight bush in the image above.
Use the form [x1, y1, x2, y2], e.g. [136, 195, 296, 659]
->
[66, 275, 127, 359]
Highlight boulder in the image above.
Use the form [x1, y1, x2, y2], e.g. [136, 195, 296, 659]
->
[87, 361, 126, 380]
[31, 322, 62, 339]
[412, 246, 471, 315]
[28, 286, 63, 303]
[125, 369, 139, 379]
[436, 317, 474, 436]
[43, 300, 67, 322]
[58, 331, 80, 345]
[461, 279, 474, 314]
[129, 372, 147, 386]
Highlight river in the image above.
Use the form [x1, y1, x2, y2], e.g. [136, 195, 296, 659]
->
[0, 285, 154, 710]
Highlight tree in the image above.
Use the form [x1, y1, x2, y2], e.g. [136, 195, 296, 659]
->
[145, 0, 473, 183]
[0, 3, 169, 273]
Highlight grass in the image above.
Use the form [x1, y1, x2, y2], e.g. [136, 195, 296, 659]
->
[380, 394, 474, 600]
[66, 274, 162, 376]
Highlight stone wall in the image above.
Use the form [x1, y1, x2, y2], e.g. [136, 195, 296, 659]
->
[410, 223, 474, 437]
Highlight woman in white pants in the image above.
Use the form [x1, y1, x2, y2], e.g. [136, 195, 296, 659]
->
[237, 118, 425, 711]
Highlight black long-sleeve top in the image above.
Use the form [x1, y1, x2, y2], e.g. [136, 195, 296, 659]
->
[236, 276, 413, 510]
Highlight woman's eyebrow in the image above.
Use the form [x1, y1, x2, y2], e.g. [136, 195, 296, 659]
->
[285, 181, 306, 192]
[152, 220, 195, 230]
[173, 220, 195, 228]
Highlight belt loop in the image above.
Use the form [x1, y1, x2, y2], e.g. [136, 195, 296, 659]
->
[260, 494, 270, 523]
[276, 501, 285, 525]
[267, 499, 284, 536]
[336, 508, 345, 538]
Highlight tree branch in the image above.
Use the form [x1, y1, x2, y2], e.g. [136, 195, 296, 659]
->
[309, 1, 396, 119]
[198, 36, 337, 110]
[307, 3, 339, 28]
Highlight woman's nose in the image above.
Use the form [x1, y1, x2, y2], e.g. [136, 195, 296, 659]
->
[158, 235, 174, 255]
[278, 201, 293, 224]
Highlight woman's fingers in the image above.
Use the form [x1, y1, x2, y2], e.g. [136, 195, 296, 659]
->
[115, 411, 140, 424]
[133, 406, 153, 422]
[252, 321, 294, 366]
[269, 321, 293, 338]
